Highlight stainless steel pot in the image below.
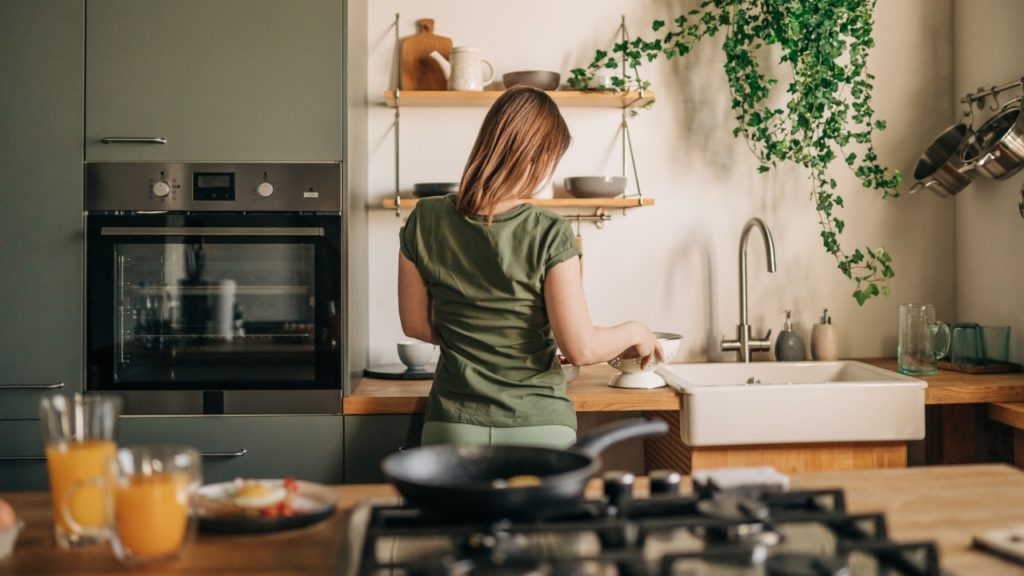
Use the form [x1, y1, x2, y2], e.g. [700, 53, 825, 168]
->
[960, 99, 1024, 180]
[910, 123, 976, 198]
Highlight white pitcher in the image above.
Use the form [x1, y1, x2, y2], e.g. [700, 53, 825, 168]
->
[429, 47, 495, 91]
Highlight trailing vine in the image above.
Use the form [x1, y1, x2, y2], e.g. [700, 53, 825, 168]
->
[569, 0, 901, 305]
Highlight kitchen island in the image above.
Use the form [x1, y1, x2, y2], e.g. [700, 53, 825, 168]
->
[2, 464, 1024, 575]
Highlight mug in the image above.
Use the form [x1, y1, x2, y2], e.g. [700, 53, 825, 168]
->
[897, 304, 951, 376]
[61, 445, 201, 563]
[40, 394, 121, 548]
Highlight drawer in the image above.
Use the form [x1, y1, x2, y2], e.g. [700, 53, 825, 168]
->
[0, 382, 82, 420]
[119, 415, 343, 484]
[0, 420, 49, 490]
[344, 415, 423, 483]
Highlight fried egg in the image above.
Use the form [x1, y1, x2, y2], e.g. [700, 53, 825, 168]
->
[231, 482, 287, 510]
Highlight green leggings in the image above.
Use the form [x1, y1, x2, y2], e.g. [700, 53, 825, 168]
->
[421, 421, 576, 449]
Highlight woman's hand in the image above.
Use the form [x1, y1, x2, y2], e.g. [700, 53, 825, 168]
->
[620, 323, 665, 369]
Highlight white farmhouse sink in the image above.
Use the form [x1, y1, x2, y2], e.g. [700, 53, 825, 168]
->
[656, 361, 926, 447]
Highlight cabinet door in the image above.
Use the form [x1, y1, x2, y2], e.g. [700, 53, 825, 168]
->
[344, 415, 423, 483]
[0, 421, 48, 490]
[119, 415, 344, 483]
[86, 0, 342, 162]
[0, 0, 85, 418]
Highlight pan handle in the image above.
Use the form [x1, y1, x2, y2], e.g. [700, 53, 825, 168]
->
[573, 417, 668, 457]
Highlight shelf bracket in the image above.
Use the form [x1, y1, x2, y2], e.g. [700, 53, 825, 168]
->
[570, 208, 612, 230]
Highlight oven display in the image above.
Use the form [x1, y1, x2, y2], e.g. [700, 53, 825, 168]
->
[193, 172, 235, 201]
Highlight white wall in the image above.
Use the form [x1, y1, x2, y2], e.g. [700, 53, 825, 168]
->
[363, 1, 955, 367]
[953, 0, 1024, 363]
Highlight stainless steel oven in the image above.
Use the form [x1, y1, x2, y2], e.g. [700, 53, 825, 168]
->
[86, 162, 342, 415]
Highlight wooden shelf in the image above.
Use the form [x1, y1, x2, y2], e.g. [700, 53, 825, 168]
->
[384, 90, 655, 109]
[382, 197, 654, 210]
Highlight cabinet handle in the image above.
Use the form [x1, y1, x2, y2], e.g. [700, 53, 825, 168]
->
[0, 455, 46, 461]
[100, 137, 167, 144]
[2, 382, 65, 390]
[200, 449, 247, 459]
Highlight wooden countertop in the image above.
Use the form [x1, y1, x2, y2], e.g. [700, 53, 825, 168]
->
[344, 363, 681, 415]
[3, 464, 1024, 575]
[346, 359, 1024, 415]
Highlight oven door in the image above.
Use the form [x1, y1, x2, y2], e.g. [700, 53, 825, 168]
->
[86, 213, 341, 414]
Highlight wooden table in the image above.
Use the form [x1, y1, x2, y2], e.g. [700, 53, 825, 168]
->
[2, 465, 1024, 575]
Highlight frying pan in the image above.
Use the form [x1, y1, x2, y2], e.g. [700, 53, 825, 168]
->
[381, 417, 668, 520]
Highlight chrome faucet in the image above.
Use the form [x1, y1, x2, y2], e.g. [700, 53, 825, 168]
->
[721, 217, 777, 362]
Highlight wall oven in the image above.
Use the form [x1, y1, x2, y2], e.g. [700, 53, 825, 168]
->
[86, 163, 342, 415]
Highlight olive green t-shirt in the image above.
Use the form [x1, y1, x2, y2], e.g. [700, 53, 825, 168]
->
[400, 195, 580, 430]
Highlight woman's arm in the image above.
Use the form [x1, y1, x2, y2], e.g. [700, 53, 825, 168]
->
[398, 251, 439, 345]
[544, 256, 663, 367]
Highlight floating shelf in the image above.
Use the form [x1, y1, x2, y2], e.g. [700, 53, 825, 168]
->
[382, 197, 654, 210]
[384, 90, 655, 109]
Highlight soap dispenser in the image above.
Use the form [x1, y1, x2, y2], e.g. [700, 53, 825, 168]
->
[774, 310, 807, 361]
[811, 308, 839, 361]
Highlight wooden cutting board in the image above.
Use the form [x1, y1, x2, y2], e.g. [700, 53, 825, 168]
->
[401, 19, 452, 91]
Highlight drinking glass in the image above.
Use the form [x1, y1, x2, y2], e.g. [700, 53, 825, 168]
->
[949, 323, 986, 366]
[40, 394, 121, 548]
[897, 304, 951, 376]
[982, 325, 1011, 363]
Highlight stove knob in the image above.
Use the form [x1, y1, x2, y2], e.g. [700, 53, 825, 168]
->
[649, 469, 682, 495]
[257, 182, 274, 198]
[152, 181, 171, 197]
[603, 470, 635, 508]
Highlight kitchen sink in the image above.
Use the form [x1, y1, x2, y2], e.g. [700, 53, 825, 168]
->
[656, 361, 926, 446]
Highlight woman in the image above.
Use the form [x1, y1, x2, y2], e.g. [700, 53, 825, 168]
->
[398, 86, 662, 448]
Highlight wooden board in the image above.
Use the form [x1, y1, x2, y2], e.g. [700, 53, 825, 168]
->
[383, 197, 655, 209]
[938, 360, 1021, 374]
[860, 358, 1024, 405]
[400, 19, 451, 91]
[385, 89, 655, 109]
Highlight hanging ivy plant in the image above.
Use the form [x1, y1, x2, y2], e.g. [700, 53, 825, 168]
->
[570, 0, 900, 305]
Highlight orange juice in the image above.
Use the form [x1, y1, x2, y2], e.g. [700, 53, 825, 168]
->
[115, 473, 189, 558]
[45, 440, 117, 531]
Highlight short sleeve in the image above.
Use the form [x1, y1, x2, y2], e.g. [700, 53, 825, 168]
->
[543, 217, 581, 273]
[399, 205, 420, 265]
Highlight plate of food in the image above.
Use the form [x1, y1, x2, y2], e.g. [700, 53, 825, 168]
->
[196, 477, 337, 534]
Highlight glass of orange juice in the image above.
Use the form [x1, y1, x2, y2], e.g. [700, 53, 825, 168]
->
[109, 445, 201, 563]
[40, 394, 121, 548]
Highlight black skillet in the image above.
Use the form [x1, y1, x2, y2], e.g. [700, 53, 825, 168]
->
[380, 417, 668, 520]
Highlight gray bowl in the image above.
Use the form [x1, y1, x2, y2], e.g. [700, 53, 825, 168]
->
[503, 71, 560, 91]
[564, 176, 627, 199]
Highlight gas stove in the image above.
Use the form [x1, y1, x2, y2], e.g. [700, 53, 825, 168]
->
[340, 472, 941, 576]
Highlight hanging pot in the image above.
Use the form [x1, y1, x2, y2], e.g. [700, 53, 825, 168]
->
[960, 98, 1024, 181]
[910, 123, 977, 198]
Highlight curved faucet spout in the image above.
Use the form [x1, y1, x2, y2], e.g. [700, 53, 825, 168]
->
[738, 217, 777, 328]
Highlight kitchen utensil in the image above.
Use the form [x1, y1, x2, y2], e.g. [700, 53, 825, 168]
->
[40, 394, 121, 549]
[196, 479, 336, 534]
[948, 322, 986, 366]
[412, 182, 458, 198]
[960, 99, 1024, 180]
[897, 304, 950, 376]
[983, 325, 1011, 363]
[400, 19, 452, 91]
[381, 417, 668, 520]
[429, 47, 495, 91]
[397, 339, 435, 371]
[363, 363, 435, 380]
[502, 71, 560, 91]
[564, 176, 627, 199]
[910, 123, 977, 198]
[609, 332, 683, 389]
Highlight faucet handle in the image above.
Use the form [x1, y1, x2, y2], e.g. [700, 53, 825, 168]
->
[761, 328, 773, 341]
[721, 334, 740, 352]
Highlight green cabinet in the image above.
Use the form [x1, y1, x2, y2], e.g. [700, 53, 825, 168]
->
[119, 415, 344, 484]
[0, 0, 85, 420]
[0, 421, 48, 490]
[86, 0, 342, 162]
[343, 415, 423, 483]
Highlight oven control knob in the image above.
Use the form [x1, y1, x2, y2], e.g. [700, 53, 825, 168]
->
[257, 182, 274, 198]
[152, 181, 171, 197]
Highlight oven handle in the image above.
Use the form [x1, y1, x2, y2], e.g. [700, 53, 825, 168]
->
[100, 137, 167, 144]
[1, 382, 65, 390]
[101, 227, 324, 237]
[200, 449, 247, 459]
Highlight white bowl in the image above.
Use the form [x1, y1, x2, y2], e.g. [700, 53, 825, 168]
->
[608, 332, 682, 389]
[0, 519, 23, 559]
[397, 339, 435, 371]
[561, 363, 580, 383]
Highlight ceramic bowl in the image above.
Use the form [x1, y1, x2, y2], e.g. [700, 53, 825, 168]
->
[607, 332, 682, 389]
[0, 519, 23, 560]
[503, 71, 560, 91]
[397, 339, 435, 371]
[564, 176, 627, 199]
